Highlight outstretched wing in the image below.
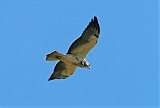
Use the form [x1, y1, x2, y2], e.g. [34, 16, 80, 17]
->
[48, 61, 77, 81]
[67, 16, 100, 59]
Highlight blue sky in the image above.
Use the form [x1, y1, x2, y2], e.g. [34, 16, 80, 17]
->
[0, 0, 159, 107]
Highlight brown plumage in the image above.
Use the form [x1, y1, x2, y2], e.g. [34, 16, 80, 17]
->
[45, 16, 100, 81]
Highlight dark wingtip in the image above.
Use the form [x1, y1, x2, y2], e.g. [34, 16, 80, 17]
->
[94, 16, 98, 22]
[93, 16, 100, 34]
[48, 77, 54, 81]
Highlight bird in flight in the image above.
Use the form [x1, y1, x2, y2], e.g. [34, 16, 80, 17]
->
[45, 16, 100, 81]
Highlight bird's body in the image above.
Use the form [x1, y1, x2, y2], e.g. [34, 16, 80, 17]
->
[45, 16, 100, 80]
[46, 51, 84, 67]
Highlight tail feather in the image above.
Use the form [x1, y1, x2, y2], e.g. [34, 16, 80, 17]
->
[45, 51, 63, 61]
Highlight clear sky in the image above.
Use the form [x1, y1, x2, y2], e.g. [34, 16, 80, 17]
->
[0, 0, 159, 107]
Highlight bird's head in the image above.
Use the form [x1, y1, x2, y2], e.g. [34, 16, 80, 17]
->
[80, 59, 90, 69]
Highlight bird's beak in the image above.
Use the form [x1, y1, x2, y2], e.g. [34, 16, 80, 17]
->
[88, 67, 90, 69]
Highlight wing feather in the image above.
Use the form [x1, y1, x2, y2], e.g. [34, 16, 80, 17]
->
[48, 61, 77, 80]
[67, 16, 100, 59]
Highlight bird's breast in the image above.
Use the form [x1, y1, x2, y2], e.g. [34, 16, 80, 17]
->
[65, 54, 81, 65]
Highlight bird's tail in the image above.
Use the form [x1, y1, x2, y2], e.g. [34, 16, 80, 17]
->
[45, 51, 64, 61]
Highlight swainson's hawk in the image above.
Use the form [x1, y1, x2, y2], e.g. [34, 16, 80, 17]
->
[45, 16, 100, 81]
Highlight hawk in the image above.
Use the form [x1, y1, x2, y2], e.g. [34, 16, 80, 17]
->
[45, 16, 100, 81]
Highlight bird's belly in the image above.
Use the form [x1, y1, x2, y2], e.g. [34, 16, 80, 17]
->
[64, 54, 81, 65]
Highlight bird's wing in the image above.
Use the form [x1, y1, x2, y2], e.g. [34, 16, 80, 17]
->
[48, 61, 77, 81]
[67, 16, 100, 59]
